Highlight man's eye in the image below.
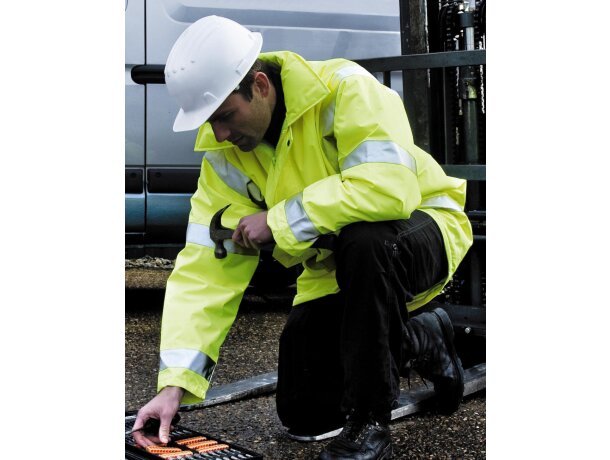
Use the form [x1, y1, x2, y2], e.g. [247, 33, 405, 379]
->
[218, 112, 233, 122]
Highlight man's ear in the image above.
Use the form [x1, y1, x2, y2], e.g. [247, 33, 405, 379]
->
[253, 71, 271, 98]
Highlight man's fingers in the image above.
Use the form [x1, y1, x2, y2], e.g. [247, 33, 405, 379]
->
[159, 421, 171, 444]
[132, 414, 149, 447]
[131, 417, 144, 432]
[133, 432, 157, 448]
[132, 387, 184, 448]
[232, 227, 244, 245]
[233, 226, 255, 248]
[241, 231, 254, 248]
[133, 425, 157, 448]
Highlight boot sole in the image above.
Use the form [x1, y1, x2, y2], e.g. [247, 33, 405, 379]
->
[286, 426, 343, 442]
[432, 308, 465, 414]
[317, 442, 393, 460]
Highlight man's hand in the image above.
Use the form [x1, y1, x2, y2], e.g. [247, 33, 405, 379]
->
[232, 211, 273, 249]
[132, 386, 185, 447]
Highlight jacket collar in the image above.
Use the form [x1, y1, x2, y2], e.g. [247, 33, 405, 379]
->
[194, 51, 330, 152]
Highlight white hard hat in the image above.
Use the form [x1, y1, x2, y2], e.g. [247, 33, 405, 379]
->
[165, 16, 263, 132]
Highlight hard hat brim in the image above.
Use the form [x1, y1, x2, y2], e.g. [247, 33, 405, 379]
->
[171, 33, 263, 133]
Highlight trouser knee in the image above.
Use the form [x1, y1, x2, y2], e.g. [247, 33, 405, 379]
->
[336, 221, 391, 256]
[335, 221, 394, 290]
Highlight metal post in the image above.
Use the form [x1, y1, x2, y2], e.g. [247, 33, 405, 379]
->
[399, 0, 431, 152]
[458, 1, 479, 166]
[458, 1, 481, 214]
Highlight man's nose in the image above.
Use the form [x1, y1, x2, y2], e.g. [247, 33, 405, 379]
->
[211, 122, 231, 143]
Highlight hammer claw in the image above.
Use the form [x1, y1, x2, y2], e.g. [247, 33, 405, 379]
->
[210, 204, 233, 259]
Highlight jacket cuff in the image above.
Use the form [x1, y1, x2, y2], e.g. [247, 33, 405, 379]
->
[157, 368, 211, 405]
[268, 198, 320, 255]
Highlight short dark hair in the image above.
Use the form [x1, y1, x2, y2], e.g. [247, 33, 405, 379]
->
[234, 59, 280, 101]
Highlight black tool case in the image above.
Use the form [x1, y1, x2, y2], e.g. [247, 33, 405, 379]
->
[125, 417, 263, 460]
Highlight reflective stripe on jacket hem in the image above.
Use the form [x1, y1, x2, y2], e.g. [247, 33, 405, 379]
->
[160, 349, 216, 381]
[186, 222, 258, 256]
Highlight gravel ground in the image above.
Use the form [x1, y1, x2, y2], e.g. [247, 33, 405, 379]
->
[126, 258, 486, 459]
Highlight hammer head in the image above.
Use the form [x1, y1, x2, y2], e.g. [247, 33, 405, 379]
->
[209, 204, 234, 259]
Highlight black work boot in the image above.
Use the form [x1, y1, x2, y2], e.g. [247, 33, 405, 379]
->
[317, 415, 392, 460]
[404, 307, 465, 415]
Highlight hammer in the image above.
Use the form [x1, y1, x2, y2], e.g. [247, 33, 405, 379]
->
[209, 204, 336, 259]
[209, 204, 236, 259]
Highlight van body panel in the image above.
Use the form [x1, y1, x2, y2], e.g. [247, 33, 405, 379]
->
[125, 0, 145, 64]
[125, 0, 146, 234]
[146, 0, 400, 63]
[125, 74, 145, 167]
[126, 193, 146, 232]
[146, 85, 203, 167]
[146, 193, 194, 240]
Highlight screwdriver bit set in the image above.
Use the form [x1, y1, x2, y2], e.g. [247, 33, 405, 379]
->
[125, 416, 263, 460]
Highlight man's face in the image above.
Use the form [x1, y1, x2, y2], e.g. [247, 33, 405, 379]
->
[208, 76, 272, 152]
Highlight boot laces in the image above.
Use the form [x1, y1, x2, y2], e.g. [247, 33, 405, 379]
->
[404, 359, 430, 389]
[339, 416, 381, 444]
[339, 419, 366, 442]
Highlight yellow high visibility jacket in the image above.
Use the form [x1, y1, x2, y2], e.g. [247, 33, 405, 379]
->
[158, 51, 473, 404]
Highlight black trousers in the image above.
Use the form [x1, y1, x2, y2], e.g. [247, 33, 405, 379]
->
[276, 211, 448, 433]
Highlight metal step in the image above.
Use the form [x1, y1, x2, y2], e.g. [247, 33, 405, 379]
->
[179, 371, 279, 411]
[391, 362, 486, 420]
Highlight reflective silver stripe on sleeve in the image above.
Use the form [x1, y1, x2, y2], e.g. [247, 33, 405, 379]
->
[341, 140, 417, 174]
[186, 222, 258, 256]
[321, 65, 377, 136]
[160, 349, 216, 381]
[205, 151, 263, 201]
[420, 195, 463, 212]
[285, 193, 320, 242]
